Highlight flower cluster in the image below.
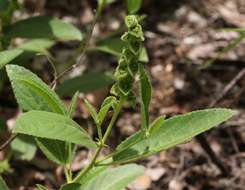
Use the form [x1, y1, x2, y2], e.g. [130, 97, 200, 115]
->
[111, 15, 145, 100]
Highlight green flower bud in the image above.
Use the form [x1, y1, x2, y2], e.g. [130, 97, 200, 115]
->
[125, 15, 138, 29]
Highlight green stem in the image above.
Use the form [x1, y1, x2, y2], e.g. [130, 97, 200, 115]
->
[97, 124, 103, 141]
[65, 166, 72, 183]
[102, 97, 124, 144]
[72, 96, 124, 182]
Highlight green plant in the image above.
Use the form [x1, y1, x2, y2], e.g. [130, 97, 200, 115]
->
[0, 1, 235, 189]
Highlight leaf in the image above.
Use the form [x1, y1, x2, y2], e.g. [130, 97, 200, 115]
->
[84, 99, 99, 124]
[0, 49, 23, 69]
[76, 166, 108, 185]
[95, 38, 125, 56]
[5, 16, 82, 41]
[36, 138, 73, 165]
[98, 96, 117, 125]
[127, 0, 142, 14]
[69, 91, 80, 117]
[14, 110, 96, 148]
[0, 40, 54, 70]
[93, 38, 148, 62]
[139, 64, 152, 131]
[6, 65, 67, 114]
[18, 39, 55, 53]
[112, 109, 235, 163]
[0, 176, 9, 190]
[36, 184, 48, 190]
[60, 183, 81, 190]
[81, 164, 144, 190]
[6, 65, 72, 165]
[11, 135, 37, 161]
[114, 116, 165, 155]
[56, 72, 115, 96]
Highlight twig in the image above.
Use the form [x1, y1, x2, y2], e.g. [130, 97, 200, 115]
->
[209, 67, 245, 107]
[50, 2, 105, 87]
[0, 134, 17, 151]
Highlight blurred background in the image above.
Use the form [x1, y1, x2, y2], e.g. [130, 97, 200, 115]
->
[0, 0, 245, 189]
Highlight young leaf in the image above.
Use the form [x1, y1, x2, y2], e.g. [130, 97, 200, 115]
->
[14, 110, 96, 148]
[69, 91, 80, 117]
[5, 16, 82, 41]
[6, 65, 67, 114]
[139, 64, 152, 131]
[0, 49, 23, 69]
[0, 176, 9, 190]
[56, 72, 115, 97]
[84, 99, 99, 124]
[112, 109, 235, 163]
[11, 135, 37, 161]
[127, 0, 142, 14]
[36, 184, 48, 190]
[98, 96, 117, 125]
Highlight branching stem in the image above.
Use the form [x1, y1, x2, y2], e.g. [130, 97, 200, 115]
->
[72, 96, 124, 182]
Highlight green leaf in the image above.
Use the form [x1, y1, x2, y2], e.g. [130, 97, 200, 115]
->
[60, 183, 81, 190]
[0, 49, 23, 69]
[127, 0, 142, 14]
[139, 64, 152, 131]
[114, 116, 165, 156]
[93, 38, 148, 62]
[112, 109, 235, 163]
[0, 176, 9, 190]
[5, 16, 82, 41]
[84, 99, 99, 124]
[14, 110, 96, 148]
[81, 164, 144, 190]
[6, 65, 72, 165]
[36, 184, 48, 190]
[56, 72, 115, 97]
[76, 166, 108, 185]
[11, 135, 37, 161]
[6, 65, 67, 114]
[61, 165, 142, 190]
[18, 39, 55, 53]
[0, 39, 54, 70]
[98, 96, 117, 125]
[69, 91, 79, 117]
[95, 38, 125, 57]
[36, 138, 73, 165]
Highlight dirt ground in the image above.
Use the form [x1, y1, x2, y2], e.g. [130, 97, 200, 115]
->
[0, 0, 245, 189]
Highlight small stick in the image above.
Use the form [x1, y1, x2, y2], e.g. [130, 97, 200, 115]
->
[209, 67, 245, 107]
[0, 134, 17, 151]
